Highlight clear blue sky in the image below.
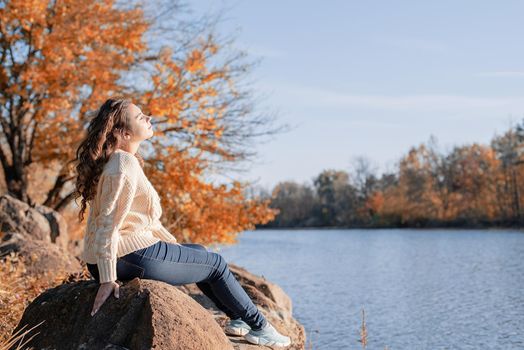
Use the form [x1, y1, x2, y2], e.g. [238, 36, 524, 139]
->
[191, 0, 524, 190]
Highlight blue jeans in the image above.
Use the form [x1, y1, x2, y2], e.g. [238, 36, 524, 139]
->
[86, 241, 267, 330]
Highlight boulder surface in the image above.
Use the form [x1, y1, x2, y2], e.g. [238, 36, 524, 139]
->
[10, 262, 307, 349]
[11, 278, 234, 350]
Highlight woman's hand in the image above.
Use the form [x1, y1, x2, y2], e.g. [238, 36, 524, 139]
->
[91, 281, 120, 316]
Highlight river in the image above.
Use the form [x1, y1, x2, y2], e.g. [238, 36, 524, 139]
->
[215, 228, 524, 349]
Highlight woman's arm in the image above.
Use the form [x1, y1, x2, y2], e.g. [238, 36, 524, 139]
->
[94, 172, 137, 283]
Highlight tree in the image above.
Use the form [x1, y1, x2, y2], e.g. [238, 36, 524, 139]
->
[268, 181, 315, 227]
[445, 144, 499, 222]
[0, 0, 284, 244]
[491, 127, 524, 222]
[348, 156, 380, 224]
[313, 170, 356, 226]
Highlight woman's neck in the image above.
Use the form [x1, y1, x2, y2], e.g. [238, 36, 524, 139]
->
[115, 143, 139, 155]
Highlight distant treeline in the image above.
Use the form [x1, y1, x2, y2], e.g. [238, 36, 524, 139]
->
[256, 124, 524, 229]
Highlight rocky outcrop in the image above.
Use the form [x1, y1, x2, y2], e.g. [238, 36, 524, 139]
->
[33, 201, 70, 249]
[11, 278, 234, 350]
[0, 193, 69, 249]
[0, 194, 51, 242]
[0, 194, 80, 279]
[10, 263, 305, 350]
[0, 231, 81, 278]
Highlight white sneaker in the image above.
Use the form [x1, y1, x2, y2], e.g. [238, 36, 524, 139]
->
[224, 318, 251, 336]
[244, 322, 291, 347]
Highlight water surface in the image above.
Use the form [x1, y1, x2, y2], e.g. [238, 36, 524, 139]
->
[215, 229, 524, 349]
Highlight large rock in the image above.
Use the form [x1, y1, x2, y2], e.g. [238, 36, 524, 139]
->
[0, 193, 78, 280]
[0, 194, 50, 241]
[0, 231, 81, 279]
[34, 202, 70, 249]
[0, 193, 69, 249]
[10, 278, 234, 350]
[10, 261, 306, 349]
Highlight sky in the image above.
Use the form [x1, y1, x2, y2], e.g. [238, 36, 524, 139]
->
[190, 0, 524, 191]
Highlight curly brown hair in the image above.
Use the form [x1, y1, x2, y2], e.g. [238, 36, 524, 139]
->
[73, 97, 145, 222]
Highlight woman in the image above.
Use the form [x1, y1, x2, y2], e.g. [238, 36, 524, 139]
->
[74, 97, 291, 347]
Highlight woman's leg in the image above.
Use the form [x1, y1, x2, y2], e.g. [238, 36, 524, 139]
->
[123, 241, 267, 330]
[181, 243, 242, 320]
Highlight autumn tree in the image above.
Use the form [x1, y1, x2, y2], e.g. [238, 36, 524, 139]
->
[264, 127, 524, 228]
[491, 126, 524, 223]
[0, 0, 284, 244]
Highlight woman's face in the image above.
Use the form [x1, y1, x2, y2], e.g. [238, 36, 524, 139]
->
[126, 103, 154, 141]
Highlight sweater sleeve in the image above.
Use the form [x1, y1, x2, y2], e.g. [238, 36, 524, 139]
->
[94, 172, 137, 283]
[151, 219, 180, 245]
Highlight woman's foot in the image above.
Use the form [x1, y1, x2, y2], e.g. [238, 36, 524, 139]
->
[244, 322, 291, 347]
[224, 318, 251, 336]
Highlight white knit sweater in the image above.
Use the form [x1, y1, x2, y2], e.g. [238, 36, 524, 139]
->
[80, 149, 179, 283]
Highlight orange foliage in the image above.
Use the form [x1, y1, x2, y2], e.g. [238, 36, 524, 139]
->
[1, 0, 148, 166]
[1, 0, 275, 244]
[146, 147, 277, 245]
[365, 191, 384, 215]
[378, 141, 504, 224]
